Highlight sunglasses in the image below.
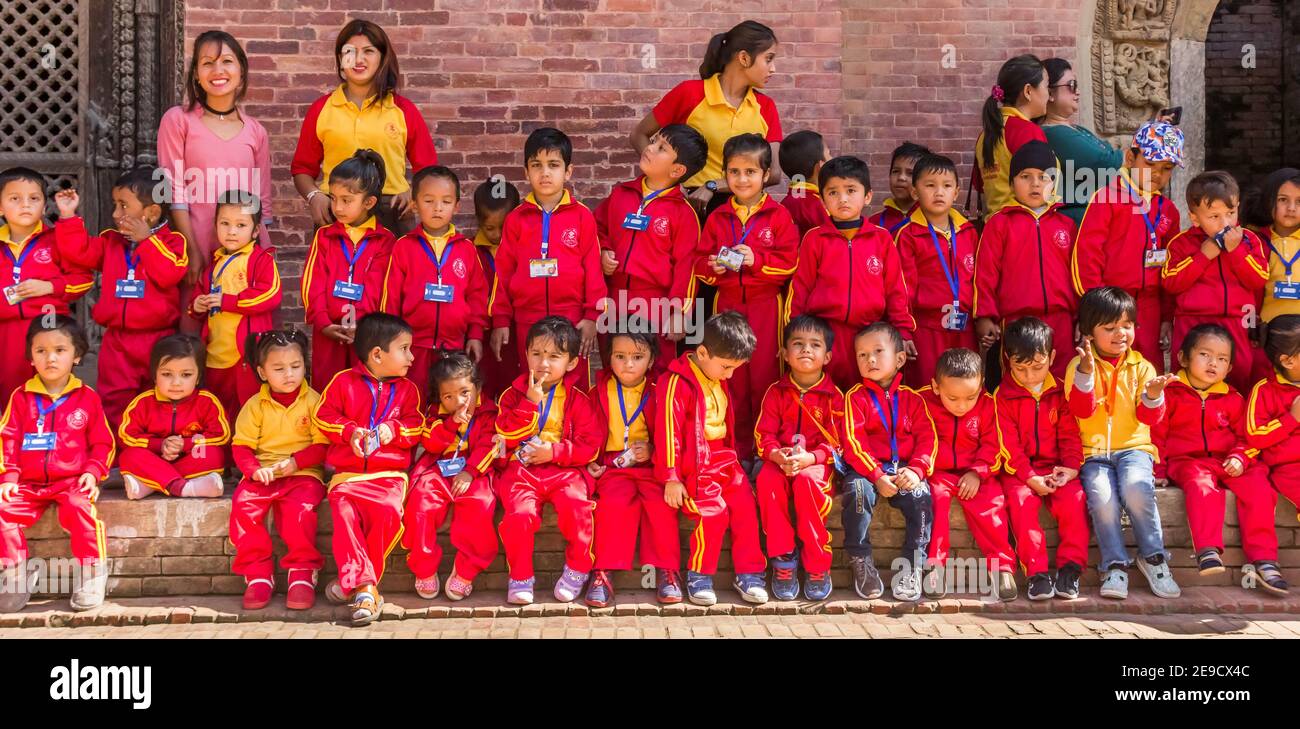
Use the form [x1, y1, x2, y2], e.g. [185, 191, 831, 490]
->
[1050, 80, 1079, 94]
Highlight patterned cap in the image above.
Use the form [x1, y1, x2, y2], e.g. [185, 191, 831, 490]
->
[1132, 121, 1185, 167]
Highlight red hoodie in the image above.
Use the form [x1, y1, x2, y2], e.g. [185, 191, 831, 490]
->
[301, 219, 397, 331]
[841, 376, 937, 482]
[993, 372, 1083, 481]
[0, 376, 115, 485]
[1153, 373, 1253, 468]
[654, 353, 737, 485]
[1071, 169, 1181, 303]
[786, 221, 915, 336]
[312, 364, 424, 476]
[974, 202, 1078, 321]
[56, 218, 189, 330]
[589, 369, 658, 468]
[413, 395, 500, 478]
[494, 369, 602, 467]
[594, 178, 701, 303]
[1245, 374, 1300, 468]
[1161, 227, 1269, 318]
[381, 226, 490, 348]
[780, 181, 832, 238]
[118, 388, 231, 453]
[0, 221, 93, 322]
[895, 209, 980, 319]
[754, 372, 844, 464]
[920, 387, 999, 478]
[694, 194, 799, 303]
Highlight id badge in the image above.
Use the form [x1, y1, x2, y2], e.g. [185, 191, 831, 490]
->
[945, 307, 969, 332]
[115, 278, 146, 299]
[611, 447, 636, 469]
[424, 282, 455, 303]
[622, 212, 649, 232]
[333, 280, 364, 301]
[437, 456, 466, 477]
[1274, 281, 1300, 301]
[22, 432, 54, 451]
[881, 460, 899, 477]
[717, 246, 746, 272]
[363, 431, 381, 456]
[1144, 249, 1168, 268]
[529, 258, 558, 278]
[3, 285, 18, 306]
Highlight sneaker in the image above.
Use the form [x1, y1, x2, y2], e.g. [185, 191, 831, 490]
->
[507, 577, 535, 605]
[285, 569, 317, 611]
[554, 566, 589, 603]
[922, 564, 946, 598]
[349, 585, 383, 626]
[996, 571, 1018, 602]
[584, 570, 614, 608]
[1253, 562, 1290, 597]
[445, 571, 473, 601]
[180, 472, 224, 498]
[1136, 554, 1181, 599]
[414, 573, 441, 600]
[733, 572, 769, 604]
[1027, 572, 1055, 601]
[686, 571, 716, 606]
[69, 561, 107, 612]
[1197, 548, 1225, 576]
[1054, 563, 1083, 600]
[770, 552, 799, 601]
[0, 565, 31, 613]
[324, 578, 348, 605]
[804, 571, 832, 601]
[122, 474, 151, 501]
[892, 566, 922, 602]
[242, 577, 274, 610]
[848, 555, 884, 599]
[656, 569, 683, 604]
[1099, 568, 1129, 599]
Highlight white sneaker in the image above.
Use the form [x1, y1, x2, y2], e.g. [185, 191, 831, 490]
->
[1099, 568, 1129, 599]
[180, 472, 224, 498]
[0, 565, 31, 613]
[70, 561, 107, 611]
[122, 474, 151, 500]
[1136, 555, 1181, 599]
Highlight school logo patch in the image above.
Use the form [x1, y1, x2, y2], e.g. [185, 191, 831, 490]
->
[561, 228, 578, 248]
[452, 258, 467, 280]
[1048, 407, 1060, 425]
[33, 247, 52, 265]
[758, 227, 774, 246]
[1216, 410, 1230, 428]
[865, 255, 883, 276]
[1053, 229, 1071, 249]
[963, 253, 976, 272]
[901, 415, 912, 431]
[66, 408, 88, 430]
[183, 421, 203, 437]
[653, 217, 670, 237]
[296, 415, 312, 436]
[965, 416, 980, 438]
[1157, 215, 1172, 234]
[385, 122, 401, 140]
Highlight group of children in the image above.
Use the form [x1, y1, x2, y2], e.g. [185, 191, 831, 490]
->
[2, 114, 1300, 623]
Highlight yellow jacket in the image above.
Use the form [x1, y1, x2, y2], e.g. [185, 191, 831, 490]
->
[1064, 347, 1165, 461]
[232, 383, 330, 481]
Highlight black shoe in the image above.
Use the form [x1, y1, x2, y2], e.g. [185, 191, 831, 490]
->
[1054, 562, 1082, 599]
[1027, 572, 1056, 600]
[849, 554, 884, 599]
[1254, 561, 1290, 596]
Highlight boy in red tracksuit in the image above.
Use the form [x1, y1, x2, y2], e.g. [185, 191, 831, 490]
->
[595, 124, 708, 367]
[787, 156, 915, 391]
[868, 142, 931, 238]
[754, 315, 844, 602]
[694, 134, 800, 460]
[895, 155, 980, 388]
[495, 317, 602, 606]
[53, 170, 188, 428]
[382, 166, 491, 402]
[973, 142, 1079, 378]
[993, 317, 1089, 600]
[1247, 314, 1300, 516]
[1162, 171, 1269, 394]
[471, 179, 522, 400]
[657, 311, 769, 606]
[1072, 121, 1184, 368]
[778, 130, 833, 237]
[312, 312, 424, 626]
[919, 349, 1017, 601]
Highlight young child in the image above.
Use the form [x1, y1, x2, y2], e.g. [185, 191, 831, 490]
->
[495, 316, 602, 605]
[839, 322, 937, 602]
[471, 177, 522, 398]
[787, 155, 915, 391]
[973, 141, 1078, 377]
[895, 155, 980, 387]
[585, 326, 679, 608]
[53, 168, 189, 428]
[777, 130, 833, 237]
[867, 141, 931, 237]
[381, 165, 491, 404]
[754, 315, 844, 602]
[1156, 324, 1286, 595]
[1162, 171, 1268, 394]
[656, 310, 768, 605]
[118, 334, 230, 499]
[1072, 121, 1184, 368]
[0, 167, 93, 399]
[189, 191, 282, 419]
[489, 128, 606, 389]
[1258, 168, 1300, 328]
[229, 330, 329, 611]
[1065, 286, 1179, 599]
[594, 124, 708, 366]
[0, 317, 113, 613]
[695, 133, 800, 461]
[312, 312, 423, 626]
[994, 317, 1088, 600]
[920, 348, 1017, 601]
[403, 350, 499, 602]
[1247, 314, 1300, 519]
[302, 149, 397, 392]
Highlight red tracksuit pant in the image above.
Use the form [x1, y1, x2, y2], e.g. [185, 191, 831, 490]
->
[1169, 457, 1278, 563]
[1132, 290, 1166, 371]
[402, 469, 498, 581]
[1273, 462, 1300, 511]
[206, 362, 260, 427]
[119, 446, 227, 496]
[592, 464, 679, 571]
[0, 478, 106, 566]
[1001, 475, 1090, 575]
[229, 475, 326, 580]
[827, 319, 863, 393]
[497, 461, 594, 580]
[927, 471, 1015, 573]
[682, 441, 766, 575]
[481, 340, 522, 401]
[999, 311, 1075, 380]
[311, 330, 361, 393]
[329, 475, 408, 592]
[756, 461, 834, 573]
[1172, 315, 1256, 394]
[714, 294, 781, 459]
[99, 327, 174, 429]
[0, 318, 34, 402]
[907, 316, 978, 389]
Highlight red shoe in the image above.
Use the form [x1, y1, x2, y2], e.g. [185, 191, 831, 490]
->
[285, 569, 317, 611]
[242, 578, 273, 610]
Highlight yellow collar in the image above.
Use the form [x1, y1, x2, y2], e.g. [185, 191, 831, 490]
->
[1276, 373, 1300, 388]
[23, 374, 83, 397]
[420, 224, 457, 245]
[687, 355, 719, 387]
[1, 220, 45, 247]
[703, 73, 760, 112]
[1118, 167, 1157, 202]
[1010, 371, 1057, 400]
[328, 85, 392, 111]
[789, 181, 819, 194]
[1270, 227, 1300, 243]
[1176, 370, 1229, 397]
[345, 216, 377, 236]
[882, 197, 910, 213]
[730, 193, 768, 215]
[216, 241, 256, 260]
[257, 382, 310, 406]
[907, 207, 971, 234]
[1002, 106, 1031, 123]
[525, 190, 572, 212]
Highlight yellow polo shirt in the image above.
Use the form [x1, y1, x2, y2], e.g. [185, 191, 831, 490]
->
[688, 356, 728, 441]
[232, 383, 330, 482]
[207, 242, 255, 369]
[652, 74, 783, 188]
[1262, 227, 1300, 322]
[604, 378, 650, 450]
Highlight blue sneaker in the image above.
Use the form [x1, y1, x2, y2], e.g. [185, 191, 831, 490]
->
[733, 572, 769, 604]
[804, 571, 832, 601]
[584, 570, 613, 608]
[770, 552, 800, 601]
[656, 568, 683, 604]
[686, 570, 716, 606]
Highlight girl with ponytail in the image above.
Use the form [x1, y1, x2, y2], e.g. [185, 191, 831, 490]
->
[972, 54, 1052, 221]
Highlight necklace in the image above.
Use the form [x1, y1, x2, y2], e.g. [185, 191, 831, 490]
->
[200, 98, 238, 121]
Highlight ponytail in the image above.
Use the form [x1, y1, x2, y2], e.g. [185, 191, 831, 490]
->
[699, 20, 777, 79]
[329, 148, 386, 202]
[980, 54, 1045, 167]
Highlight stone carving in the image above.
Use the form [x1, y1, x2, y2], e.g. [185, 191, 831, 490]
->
[1093, 0, 1180, 137]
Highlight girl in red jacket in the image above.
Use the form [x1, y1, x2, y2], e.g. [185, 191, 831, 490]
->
[1248, 315, 1300, 549]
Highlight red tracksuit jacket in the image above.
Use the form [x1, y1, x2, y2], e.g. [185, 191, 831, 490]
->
[188, 243, 282, 362]
[993, 373, 1083, 481]
[654, 353, 737, 485]
[780, 182, 832, 238]
[589, 370, 658, 466]
[56, 217, 188, 330]
[381, 227, 490, 348]
[1153, 374, 1252, 467]
[0, 221, 93, 322]
[414, 396, 500, 478]
[0, 377, 115, 485]
[868, 199, 914, 238]
[754, 372, 845, 464]
[594, 178, 701, 303]
[495, 370, 602, 465]
[841, 377, 937, 482]
[787, 222, 915, 334]
[694, 195, 800, 302]
[312, 364, 424, 475]
[1071, 171, 1181, 302]
[302, 220, 397, 330]
[974, 202, 1078, 320]
[1161, 227, 1269, 318]
[1245, 375, 1300, 468]
[895, 210, 980, 319]
[920, 387, 1000, 478]
[118, 388, 231, 452]
[490, 191, 605, 329]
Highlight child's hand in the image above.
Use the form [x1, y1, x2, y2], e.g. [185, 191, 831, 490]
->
[1026, 474, 1055, 496]
[54, 189, 79, 219]
[1200, 237, 1222, 259]
[1144, 373, 1177, 400]
[587, 462, 607, 479]
[14, 279, 54, 300]
[465, 338, 483, 363]
[452, 405, 471, 426]
[903, 339, 918, 358]
[974, 317, 1001, 351]
[377, 423, 394, 446]
[783, 450, 816, 477]
[894, 467, 921, 492]
[191, 294, 212, 314]
[1050, 466, 1079, 486]
[1154, 477, 1169, 488]
[522, 439, 553, 465]
[322, 324, 354, 344]
[1222, 224, 1243, 252]
[117, 215, 153, 243]
[525, 368, 545, 404]
[577, 319, 598, 358]
[450, 470, 473, 497]
[664, 480, 687, 509]
[707, 255, 727, 276]
[253, 467, 277, 484]
[0, 482, 17, 502]
[490, 327, 510, 361]
[957, 471, 980, 500]
[350, 428, 369, 458]
[276, 457, 299, 478]
[77, 472, 99, 501]
[1222, 456, 1244, 478]
[1075, 337, 1096, 375]
[769, 448, 790, 467]
[601, 249, 618, 275]
[630, 441, 651, 464]
[733, 244, 756, 267]
[161, 435, 184, 461]
[874, 475, 899, 498]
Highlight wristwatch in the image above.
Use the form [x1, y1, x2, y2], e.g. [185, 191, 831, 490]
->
[704, 180, 719, 193]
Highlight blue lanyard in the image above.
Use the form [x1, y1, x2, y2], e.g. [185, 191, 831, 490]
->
[887, 216, 908, 235]
[419, 234, 454, 284]
[638, 187, 667, 214]
[536, 384, 558, 435]
[1123, 179, 1162, 248]
[4, 235, 38, 282]
[123, 243, 141, 278]
[926, 218, 961, 304]
[1268, 238, 1300, 279]
[540, 208, 554, 259]
[36, 394, 69, 433]
[340, 235, 370, 283]
[213, 250, 245, 290]
[451, 413, 477, 458]
[866, 388, 900, 467]
[729, 215, 755, 250]
[616, 381, 648, 445]
[365, 379, 398, 430]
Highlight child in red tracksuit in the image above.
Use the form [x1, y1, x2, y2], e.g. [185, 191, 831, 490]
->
[867, 142, 931, 238]
[495, 317, 602, 606]
[595, 124, 707, 367]
[695, 134, 800, 460]
[584, 328, 680, 608]
[382, 166, 491, 403]
[1162, 171, 1268, 394]
[312, 312, 424, 626]
[1156, 324, 1287, 595]
[189, 192, 282, 419]
[896, 155, 980, 388]
[228, 330, 330, 611]
[920, 348, 1018, 601]
[53, 169, 188, 428]
[974, 142, 1079, 378]
[0, 316, 113, 613]
[403, 351, 500, 603]
[994, 317, 1088, 600]
[777, 130, 832, 237]
[754, 315, 844, 603]
[1247, 315, 1300, 533]
[471, 179, 522, 399]
[302, 150, 397, 392]
[787, 156, 915, 391]
[489, 128, 606, 389]
[657, 311, 769, 606]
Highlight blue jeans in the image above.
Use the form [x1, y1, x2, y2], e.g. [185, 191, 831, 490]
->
[840, 467, 932, 567]
[1080, 449, 1167, 571]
